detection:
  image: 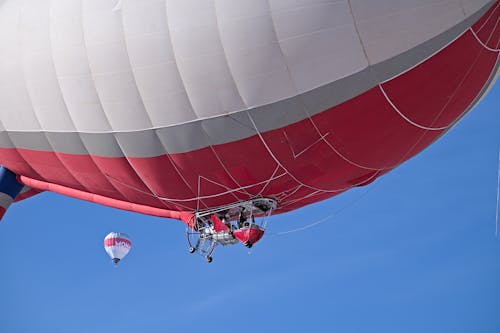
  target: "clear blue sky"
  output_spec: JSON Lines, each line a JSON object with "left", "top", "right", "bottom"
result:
{"left": 1, "top": 82, "right": 499, "bottom": 333}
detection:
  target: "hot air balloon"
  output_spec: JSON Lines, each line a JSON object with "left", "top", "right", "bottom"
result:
{"left": 0, "top": 1, "right": 498, "bottom": 261}
{"left": 104, "top": 232, "right": 132, "bottom": 266}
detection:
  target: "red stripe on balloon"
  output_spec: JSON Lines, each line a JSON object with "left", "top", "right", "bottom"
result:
{"left": 104, "top": 238, "right": 131, "bottom": 247}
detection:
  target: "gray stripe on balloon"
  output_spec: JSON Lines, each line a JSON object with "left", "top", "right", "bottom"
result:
{"left": 0, "top": 1, "right": 495, "bottom": 158}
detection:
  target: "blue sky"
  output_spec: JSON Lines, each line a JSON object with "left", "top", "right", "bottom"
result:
{"left": 1, "top": 81, "right": 499, "bottom": 333}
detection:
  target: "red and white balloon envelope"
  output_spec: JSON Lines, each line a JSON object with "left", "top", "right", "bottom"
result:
{"left": 0, "top": 0, "right": 498, "bottom": 263}
{"left": 104, "top": 232, "right": 132, "bottom": 266}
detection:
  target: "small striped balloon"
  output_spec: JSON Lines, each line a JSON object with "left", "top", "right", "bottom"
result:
{"left": 104, "top": 232, "right": 132, "bottom": 266}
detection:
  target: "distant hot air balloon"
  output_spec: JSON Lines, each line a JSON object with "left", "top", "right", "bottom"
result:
{"left": 104, "top": 232, "right": 132, "bottom": 266}
{"left": 0, "top": 0, "right": 498, "bottom": 261}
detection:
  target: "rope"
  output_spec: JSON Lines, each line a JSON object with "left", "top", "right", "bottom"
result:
{"left": 379, "top": 85, "right": 450, "bottom": 131}
{"left": 270, "top": 181, "right": 377, "bottom": 236}
{"left": 470, "top": 27, "right": 500, "bottom": 52}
